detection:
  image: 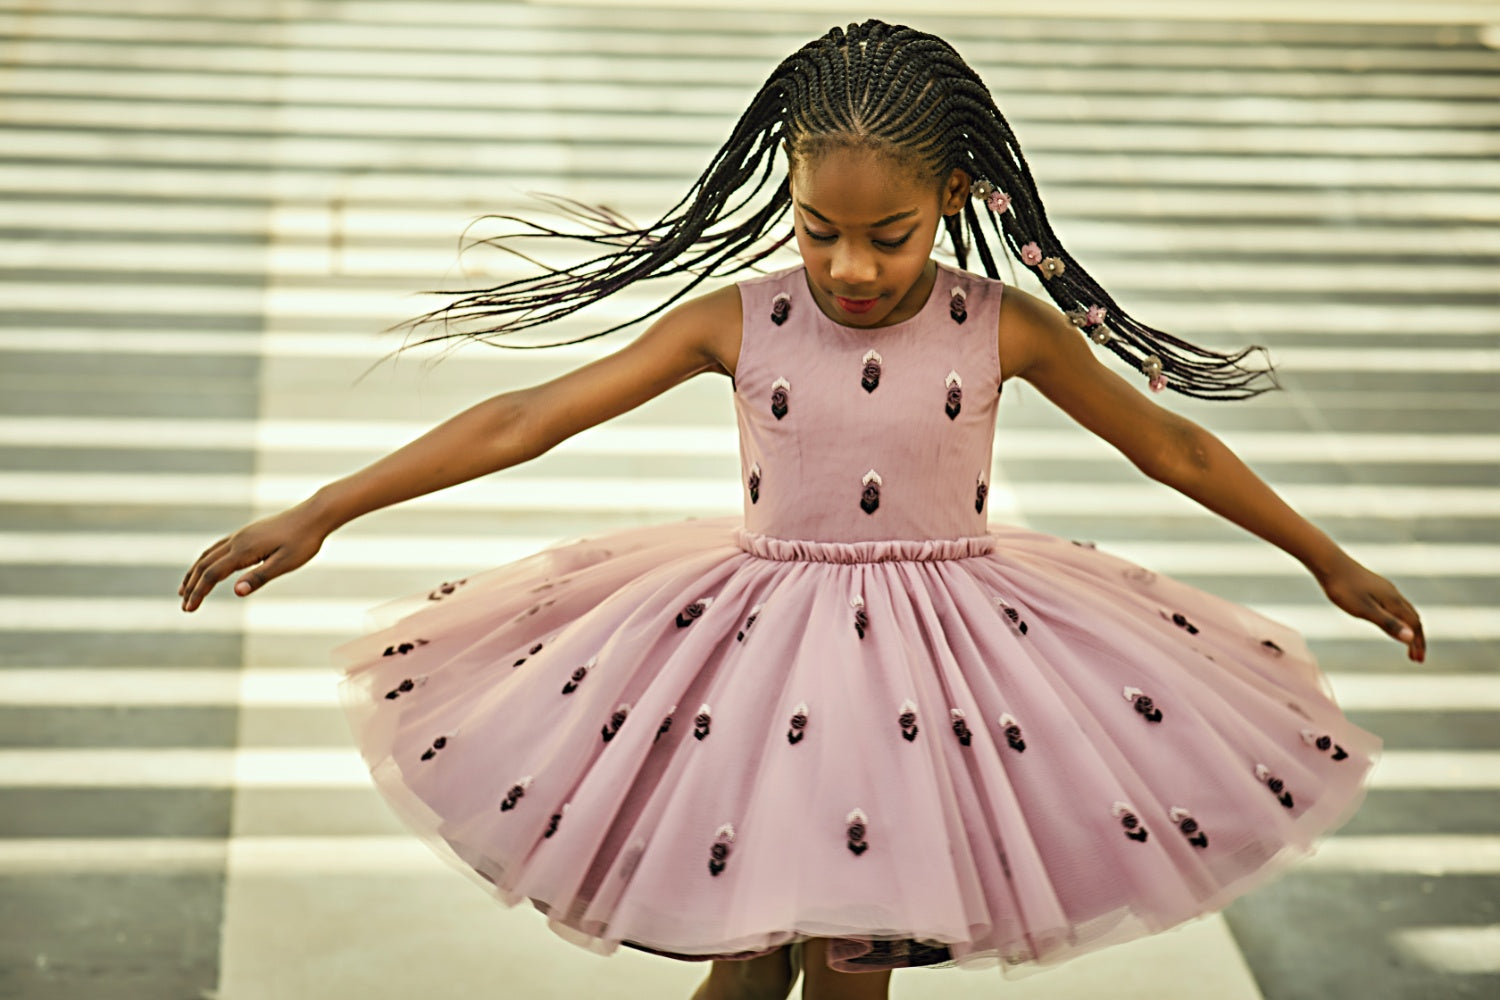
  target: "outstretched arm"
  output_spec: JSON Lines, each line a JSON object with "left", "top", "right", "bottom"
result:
{"left": 179, "top": 285, "right": 742, "bottom": 611}
{"left": 1000, "top": 287, "right": 1426, "bottom": 662}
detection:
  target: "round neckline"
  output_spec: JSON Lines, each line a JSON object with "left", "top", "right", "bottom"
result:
{"left": 798, "top": 260, "right": 951, "bottom": 334}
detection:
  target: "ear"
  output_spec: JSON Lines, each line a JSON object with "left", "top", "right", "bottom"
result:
{"left": 940, "top": 168, "right": 970, "bottom": 217}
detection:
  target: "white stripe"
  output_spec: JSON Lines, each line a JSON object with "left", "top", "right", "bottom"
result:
{"left": 4, "top": 329, "right": 1499, "bottom": 371}
{"left": 531, "top": 0, "right": 1500, "bottom": 23}
{"left": 1388, "top": 926, "right": 1500, "bottom": 975}
{"left": 7, "top": 198, "right": 1500, "bottom": 257}
{"left": 0, "top": 748, "right": 1491, "bottom": 789}
{"left": 4, "top": 533, "right": 1496, "bottom": 578}
{"left": 0, "top": 598, "right": 1481, "bottom": 638}
{"left": 9, "top": 238, "right": 1497, "bottom": 293}
{"left": 2, "top": 669, "right": 1491, "bottom": 710}
{"left": 0, "top": 834, "right": 1488, "bottom": 875}
{"left": 2, "top": 163, "right": 1495, "bottom": 223}
{"left": 2, "top": 473, "right": 1496, "bottom": 518}
{"left": 3, "top": 418, "right": 1498, "bottom": 464}
{"left": 6, "top": 127, "right": 1499, "bottom": 189}
{"left": 5, "top": 0, "right": 1497, "bottom": 28}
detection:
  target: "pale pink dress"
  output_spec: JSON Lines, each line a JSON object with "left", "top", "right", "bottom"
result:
{"left": 333, "top": 261, "right": 1381, "bottom": 980}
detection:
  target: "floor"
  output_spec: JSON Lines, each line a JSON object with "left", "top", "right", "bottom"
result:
{"left": 0, "top": 2, "right": 1497, "bottom": 998}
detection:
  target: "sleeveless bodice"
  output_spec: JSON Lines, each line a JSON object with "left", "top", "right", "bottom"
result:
{"left": 732, "top": 262, "right": 1005, "bottom": 547}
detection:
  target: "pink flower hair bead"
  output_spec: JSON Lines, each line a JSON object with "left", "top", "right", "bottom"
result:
{"left": 1086, "top": 304, "right": 1107, "bottom": 326}
{"left": 1149, "top": 373, "right": 1168, "bottom": 392}
{"left": 1019, "top": 242, "right": 1042, "bottom": 266}
{"left": 986, "top": 190, "right": 1012, "bottom": 214}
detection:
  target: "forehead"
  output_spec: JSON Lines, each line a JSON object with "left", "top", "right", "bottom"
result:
{"left": 791, "top": 145, "right": 937, "bottom": 224}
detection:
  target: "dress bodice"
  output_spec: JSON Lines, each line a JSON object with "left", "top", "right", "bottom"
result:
{"left": 732, "top": 262, "right": 1005, "bottom": 545}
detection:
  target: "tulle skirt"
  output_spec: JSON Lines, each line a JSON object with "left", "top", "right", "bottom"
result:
{"left": 332, "top": 515, "right": 1380, "bottom": 979}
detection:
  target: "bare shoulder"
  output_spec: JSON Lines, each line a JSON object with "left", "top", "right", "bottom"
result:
{"left": 515, "top": 283, "right": 743, "bottom": 454}
{"left": 996, "top": 285, "right": 1199, "bottom": 478}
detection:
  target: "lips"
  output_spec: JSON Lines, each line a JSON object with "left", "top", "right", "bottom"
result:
{"left": 835, "top": 295, "right": 879, "bottom": 315}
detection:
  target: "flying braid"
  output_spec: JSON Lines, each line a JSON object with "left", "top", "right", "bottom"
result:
{"left": 392, "top": 19, "right": 1279, "bottom": 399}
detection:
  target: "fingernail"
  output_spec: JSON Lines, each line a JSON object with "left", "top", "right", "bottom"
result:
{"left": 1398, "top": 626, "right": 1413, "bottom": 640}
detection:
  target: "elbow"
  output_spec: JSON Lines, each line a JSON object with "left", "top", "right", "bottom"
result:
{"left": 1147, "top": 417, "right": 1212, "bottom": 483}
{"left": 490, "top": 390, "right": 553, "bottom": 466}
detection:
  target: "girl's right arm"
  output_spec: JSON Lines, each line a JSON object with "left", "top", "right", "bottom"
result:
{"left": 178, "top": 285, "right": 743, "bottom": 612}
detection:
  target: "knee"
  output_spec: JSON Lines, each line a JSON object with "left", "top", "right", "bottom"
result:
{"left": 800, "top": 938, "right": 892, "bottom": 1000}
{"left": 703, "top": 944, "right": 797, "bottom": 1000}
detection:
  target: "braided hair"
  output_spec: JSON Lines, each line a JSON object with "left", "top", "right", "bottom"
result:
{"left": 392, "top": 19, "right": 1280, "bottom": 400}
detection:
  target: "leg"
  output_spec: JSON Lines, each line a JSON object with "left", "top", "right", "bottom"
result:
{"left": 800, "top": 938, "right": 892, "bottom": 1000}
{"left": 689, "top": 941, "right": 800, "bottom": 1000}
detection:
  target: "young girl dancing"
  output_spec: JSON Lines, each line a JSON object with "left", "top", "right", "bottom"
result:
{"left": 179, "top": 20, "right": 1425, "bottom": 1000}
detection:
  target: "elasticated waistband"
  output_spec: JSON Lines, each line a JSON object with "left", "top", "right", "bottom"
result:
{"left": 734, "top": 528, "right": 996, "bottom": 563}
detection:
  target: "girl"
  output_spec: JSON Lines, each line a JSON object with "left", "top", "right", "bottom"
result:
{"left": 179, "top": 20, "right": 1425, "bottom": 1000}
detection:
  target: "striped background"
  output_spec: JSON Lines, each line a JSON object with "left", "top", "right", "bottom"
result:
{"left": 1, "top": 2, "right": 1497, "bottom": 998}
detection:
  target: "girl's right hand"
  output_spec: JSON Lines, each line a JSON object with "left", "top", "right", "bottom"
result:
{"left": 178, "top": 503, "right": 329, "bottom": 612}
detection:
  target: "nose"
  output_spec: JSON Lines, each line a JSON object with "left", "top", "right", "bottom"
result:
{"left": 828, "top": 242, "right": 877, "bottom": 288}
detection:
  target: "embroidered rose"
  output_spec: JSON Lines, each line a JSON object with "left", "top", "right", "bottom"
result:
{"left": 1020, "top": 242, "right": 1042, "bottom": 266}
{"left": 1114, "top": 801, "right": 1150, "bottom": 842}
{"left": 861, "top": 349, "right": 882, "bottom": 392}
{"left": 708, "top": 822, "right": 735, "bottom": 876}
{"left": 655, "top": 707, "right": 675, "bottom": 743}
{"left": 787, "top": 702, "right": 808, "bottom": 745}
{"left": 851, "top": 593, "right": 868, "bottom": 639}
{"left": 846, "top": 808, "right": 869, "bottom": 855}
{"left": 898, "top": 698, "right": 919, "bottom": 741}
{"left": 420, "top": 734, "right": 448, "bottom": 761}
{"left": 860, "top": 469, "right": 881, "bottom": 514}
{"left": 1124, "top": 685, "right": 1164, "bottom": 722}
{"left": 499, "top": 774, "right": 532, "bottom": 812}
{"left": 975, "top": 472, "right": 988, "bottom": 514}
{"left": 693, "top": 703, "right": 712, "bottom": 740}
{"left": 949, "top": 287, "right": 967, "bottom": 324}
{"left": 770, "top": 292, "right": 790, "bottom": 326}
{"left": 998, "top": 711, "right": 1027, "bottom": 752}
{"left": 950, "top": 708, "right": 973, "bottom": 746}
{"left": 562, "top": 656, "right": 595, "bottom": 694}
{"left": 601, "top": 702, "right": 630, "bottom": 742}
{"left": 770, "top": 377, "right": 789, "bottom": 420}
{"left": 676, "top": 595, "right": 714, "bottom": 628}
{"left": 945, "top": 370, "right": 962, "bottom": 419}
{"left": 747, "top": 462, "right": 760, "bottom": 504}
{"left": 736, "top": 603, "right": 762, "bottom": 642}
{"left": 384, "top": 676, "right": 417, "bottom": 700}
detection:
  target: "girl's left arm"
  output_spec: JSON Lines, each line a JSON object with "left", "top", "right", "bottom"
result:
{"left": 1001, "top": 288, "right": 1426, "bottom": 662}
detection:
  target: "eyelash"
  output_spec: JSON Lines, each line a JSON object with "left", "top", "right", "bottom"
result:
{"left": 804, "top": 228, "right": 911, "bottom": 249}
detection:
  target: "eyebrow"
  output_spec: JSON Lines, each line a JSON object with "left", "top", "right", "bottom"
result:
{"left": 796, "top": 201, "right": 919, "bottom": 229}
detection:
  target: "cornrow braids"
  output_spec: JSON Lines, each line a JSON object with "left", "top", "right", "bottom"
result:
{"left": 391, "top": 19, "right": 1280, "bottom": 400}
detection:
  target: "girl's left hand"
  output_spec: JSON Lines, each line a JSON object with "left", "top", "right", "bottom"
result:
{"left": 1314, "top": 556, "right": 1426, "bottom": 662}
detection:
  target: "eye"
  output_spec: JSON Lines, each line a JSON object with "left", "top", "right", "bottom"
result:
{"left": 875, "top": 234, "right": 912, "bottom": 249}
{"left": 803, "top": 227, "right": 836, "bottom": 242}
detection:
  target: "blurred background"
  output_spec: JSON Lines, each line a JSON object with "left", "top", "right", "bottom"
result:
{"left": 1, "top": 1, "right": 1497, "bottom": 997}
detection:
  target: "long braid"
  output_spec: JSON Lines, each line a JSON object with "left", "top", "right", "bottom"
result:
{"left": 394, "top": 20, "right": 1280, "bottom": 399}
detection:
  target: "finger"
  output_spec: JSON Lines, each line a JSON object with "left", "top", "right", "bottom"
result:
{"left": 181, "top": 539, "right": 230, "bottom": 597}
{"left": 234, "top": 551, "right": 283, "bottom": 597}
{"left": 184, "top": 551, "right": 253, "bottom": 612}
{"left": 1365, "top": 595, "right": 1412, "bottom": 643}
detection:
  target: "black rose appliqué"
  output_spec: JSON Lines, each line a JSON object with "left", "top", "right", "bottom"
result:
{"left": 770, "top": 377, "right": 789, "bottom": 420}
{"left": 860, "top": 469, "right": 881, "bottom": 514}
{"left": 861, "top": 349, "right": 882, "bottom": 392}
{"left": 945, "top": 370, "right": 963, "bottom": 420}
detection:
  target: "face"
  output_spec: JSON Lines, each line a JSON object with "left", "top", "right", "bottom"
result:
{"left": 789, "top": 144, "right": 968, "bottom": 328}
